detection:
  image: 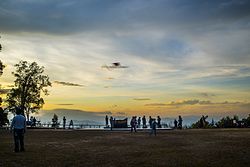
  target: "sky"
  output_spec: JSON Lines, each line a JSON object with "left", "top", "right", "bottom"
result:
{"left": 0, "top": 0, "right": 250, "bottom": 124}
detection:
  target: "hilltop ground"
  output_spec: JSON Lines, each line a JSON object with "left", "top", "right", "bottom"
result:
{"left": 0, "top": 128, "right": 250, "bottom": 167}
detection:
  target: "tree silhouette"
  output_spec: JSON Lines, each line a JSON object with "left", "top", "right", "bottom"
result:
{"left": 0, "top": 36, "right": 5, "bottom": 76}
{"left": 6, "top": 61, "right": 51, "bottom": 119}
{"left": 0, "top": 37, "right": 8, "bottom": 126}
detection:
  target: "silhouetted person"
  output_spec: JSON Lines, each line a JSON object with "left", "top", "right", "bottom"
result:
{"left": 63, "top": 116, "right": 66, "bottom": 129}
{"left": 69, "top": 120, "right": 74, "bottom": 129}
{"left": 32, "top": 117, "right": 36, "bottom": 127}
{"left": 138, "top": 117, "right": 141, "bottom": 128}
{"left": 105, "top": 115, "right": 109, "bottom": 127}
{"left": 130, "top": 116, "right": 137, "bottom": 132}
{"left": 174, "top": 119, "right": 178, "bottom": 129}
{"left": 157, "top": 116, "right": 161, "bottom": 128}
{"left": 149, "top": 116, "right": 152, "bottom": 128}
{"left": 110, "top": 116, "right": 113, "bottom": 131}
{"left": 142, "top": 115, "right": 147, "bottom": 128}
{"left": 11, "top": 107, "right": 26, "bottom": 152}
{"left": 150, "top": 119, "right": 157, "bottom": 136}
{"left": 178, "top": 115, "right": 183, "bottom": 129}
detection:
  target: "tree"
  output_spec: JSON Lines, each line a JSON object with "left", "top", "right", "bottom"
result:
{"left": 0, "top": 40, "right": 4, "bottom": 75}
{"left": 0, "top": 60, "right": 4, "bottom": 76}
{"left": 6, "top": 61, "right": 51, "bottom": 119}
{"left": 0, "top": 36, "right": 4, "bottom": 76}
{"left": 52, "top": 113, "right": 59, "bottom": 128}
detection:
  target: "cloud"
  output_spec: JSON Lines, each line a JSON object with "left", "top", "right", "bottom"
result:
{"left": 0, "top": 0, "right": 249, "bottom": 35}
{"left": 145, "top": 103, "right": 167, "bottom": 106}
{"left": 56, "top": 104, "right": 74, "bottom": 106}
{"left": 133, "top": 98, "right": 151, "bottom": 101}
{"left": 199, "top": 93, "right": 216, "bottom": 98}
{"left": 115, "top": 112, "right": 126, "bottom": 116}
{"left": 169, "top": 99, "right": 204, "bottom": 105}
{"left": 167, "top": 100, "right": 247, "bottom": 106}
{"left": 54, "top": 81, "right": 84, "bottom": 87}
{"left": 145, "top": 100, "right": 249, "bottom": 107}
{"left": 111, "top": 105, "right": 117, "bottom": 108}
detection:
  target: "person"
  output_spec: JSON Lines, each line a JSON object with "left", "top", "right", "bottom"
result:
{"left": 137, "top": 117, "right": 141, "bottom": 128}
{"left": 150, "top": 119, "right": 157, "bottom": 136}
{"left": 63, "top": 116, "right": 66, "bottom": 129}
{"left": 110, "top": 116, "right": 113, "bottom": 131}
{"left": 174, "top": 119, "right": 178, "bottom": 129}
{"left": 105, "top": 115, "right": 109, "bottom": 127}
{"left": 10, "top": 107, "right": 26, "bottom": 152}
{"left": 157, "top": 116, "right": 161, "bottom": 128}
{"left": 29, "top": 116, "right": 33, "bottom": 126}
{"left": 32, "top": 117, "right": 37, "bottom": 127}
{"left": 130, "top": 116, "right": 137, "bottom": 132}
{"left": 149, "top": 116, "right": 152, "bottom": 128}
{"left": 178, "top": 115, "right": 183, "bottom": 129}
{"left": 69, "top": 120, "right": 74, "bottom": 129}
{"left": 142, "top": 115, "right": 147, "bottom": 128}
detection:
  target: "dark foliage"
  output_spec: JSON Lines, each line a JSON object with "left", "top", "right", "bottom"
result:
{"left": 6, "top": 61, "right": 51, "bottom": 119}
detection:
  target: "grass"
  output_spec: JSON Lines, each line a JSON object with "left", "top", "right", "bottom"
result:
{"left": 0, "top": 129, "right": 250, "bottom": 167}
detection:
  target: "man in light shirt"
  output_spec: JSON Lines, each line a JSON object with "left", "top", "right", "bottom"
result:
{"left": 10, "top": 107, "right": 26, "bottom": 152}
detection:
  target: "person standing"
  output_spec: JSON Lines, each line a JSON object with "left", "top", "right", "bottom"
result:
{"left": 157, "top": 116, "right": 161, "bottom": 128}
{"left": 105, "top": 115, "right": 109, "bottom": 127}
{"left": 149, "top": 116, "right": 153, "bottom": 128}
{"left": 174, "top": 119, "right": 178, "bottom": 129}
{"left": 150, "top": 119, "right": 157, "bottom": 136}
{"left": 110, "top": 116, "right": 113, "bottom": 131}
{"left": 178, "top": 115, "right": 183, "bottom": 129}
{"left": 142, "top": 115, "right": 147, "bottom": 128}
{"left": 10, "top": 107, "right": 26, "bottom": 152}
{"left": 137, "top": 117, "right": 141, "bottom": 128}
{"left": 32, "top": 117, "right": 37, "bottom": 127}
{"left": 130, "top": 116, "right": 137, "bottom": 132}
{"left": 63, "top": 116, "right": 66, "bottom": 129}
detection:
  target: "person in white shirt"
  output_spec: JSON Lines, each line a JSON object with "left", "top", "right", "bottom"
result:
{"left": 11, "top": 107, "right": 26, "bottom": 152}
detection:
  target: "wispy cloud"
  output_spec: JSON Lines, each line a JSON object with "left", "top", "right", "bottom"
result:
{"left": 199, "top": 93, "right": 216, "bottom": 98}
{"left": 133, "top": 98, "right": 151, "bottom": 101}
{"left": 145, "top": 100, "right": 249, "bottom": 107}
{"left": 167, "top": 100, "right": 247, "bottom": 106}
{"left": 115, "top": 112, "right": 126, "bottom": 116}
{"left": 57, "top": 104, "right": 74, "bottom": 106}
{"left": 145, "top": 103, "right": 167, "bottom": 106}
{"left": 54, "top": 81, "right": 84, "bottom": 87}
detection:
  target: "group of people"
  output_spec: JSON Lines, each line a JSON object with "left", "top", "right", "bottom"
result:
{"left": 62, "top": 116, "right": 74, "bottom": 129}
{"left": 105, "top": 115, "right": 184, "bottom": 136}
{"left": 174, "top": 115, "right": 183, "bottom": 129}
{"left": 26, "top": 116, "right": 37, "bottom": 127}
{"left": 10, "top": 107, "right": 184, "bottom": 153}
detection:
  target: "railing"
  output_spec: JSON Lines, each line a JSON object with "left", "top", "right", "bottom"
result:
{"left": 1, "top": 123, "right": 171, "bottom": 130}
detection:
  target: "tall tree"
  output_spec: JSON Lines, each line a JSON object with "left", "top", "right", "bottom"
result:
{"left": 0, "top": 60, "right": 4, "bottom": 76}
{"left": 0, "top": 37, "right": 8, "bottom": 126}
{"left": 6, "top": 61, "right": 51, "bottom": 119}
{"left": 0, "top": 36, "right": 4, "bottom": 76}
